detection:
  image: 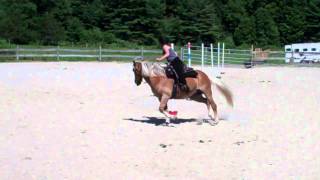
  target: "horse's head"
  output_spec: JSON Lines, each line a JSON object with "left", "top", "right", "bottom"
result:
{"left": 133, "top": 61, "right": 143, "bottom": 85}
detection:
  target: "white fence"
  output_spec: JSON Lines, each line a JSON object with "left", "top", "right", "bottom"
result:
{"left": 181, "top": 43, "right": 286, "bottom": 68}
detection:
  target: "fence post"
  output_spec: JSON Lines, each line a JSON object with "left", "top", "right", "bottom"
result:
{"left": 251, "top": 45, "right": 254, "bottom": 66}
{"left": 188, "top": 42, "right": 191, "bottom": 67}
{"left": 217, "top": 42, "right": 220, "bottom": 69}
{"left": 201, "top": 43, "right": 204, "bottom": 70}
{"left": 217, "top": 42, "right": 221, "bottom": 78}
{"left": 210, "top": 43, "right": 213, "bottom": 68}
{"left": 221, "top": 43, "right": 225, "bottom": 74}
{"left": 16, "top": 45, "right": 19, "bottom": 61}
{"left": 99, "top": 45, "right": 102, "bottom": 61}
{"left": 141, "top": 46, "right": 144, "bottom": 58}
{"left": 57, "top": 46, "right": 60, "bottom": 61}
{"left": 180, "top": 47, "right": 183, "bottom": 61}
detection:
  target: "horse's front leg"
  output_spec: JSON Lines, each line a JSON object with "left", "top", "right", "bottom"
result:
{"left": 158, "top": 97, "right": 168, "bottom": 111}
{"left": 159, "top": 94, "right": 172, "bottom": 124}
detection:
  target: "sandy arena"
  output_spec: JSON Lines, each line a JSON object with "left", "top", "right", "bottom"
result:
{"left": 0, "top": 62, "right": 319, "bottom": 179}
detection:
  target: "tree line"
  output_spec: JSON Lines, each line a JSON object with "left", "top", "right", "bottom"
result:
{"left": 0, "top": 0, "right": 319, "bottom": 48}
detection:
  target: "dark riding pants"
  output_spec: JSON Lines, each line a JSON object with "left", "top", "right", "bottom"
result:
{"left": 169, "top": 58, "right": 186, "bottom": 85}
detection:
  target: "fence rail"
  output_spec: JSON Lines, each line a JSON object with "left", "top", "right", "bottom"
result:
{"left": 0, "top": 45, "right": 288, "bottom": 68}
{"left": 0, "top": 46, "right": 162, "bottom": 61}
{"left": 181, "top": 44, "right": 286, "bottom": 68}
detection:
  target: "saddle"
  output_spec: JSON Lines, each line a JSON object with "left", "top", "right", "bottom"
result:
{"left": 165, "top": 64, "right": 198, "bottom": 98}
{"left": 164, "top": 64, "right": 198, "bottom": 80}
{"left": 183, "top": 65, "right": 198, "bottom": 78}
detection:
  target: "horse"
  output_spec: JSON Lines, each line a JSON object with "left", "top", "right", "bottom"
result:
{"left": 132, "top": 61, "right": 233, "bottom": 125}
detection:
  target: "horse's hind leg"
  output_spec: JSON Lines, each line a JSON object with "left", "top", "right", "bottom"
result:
{"left": 189, "top": 92, "right": 209, "bottom": 125}
{"left": 202, "top": 90, "right": 218, "bottom": 125}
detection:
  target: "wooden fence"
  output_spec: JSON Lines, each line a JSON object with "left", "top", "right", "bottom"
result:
{"left": 0, "top": 45, "right": 286, "bottom": 66}
{"left": 0, "top": 46, "right": 162, "bottom": 61}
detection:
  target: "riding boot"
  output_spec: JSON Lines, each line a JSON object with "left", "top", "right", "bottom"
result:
{"left": 179, "top": 75, "right": 189, "bottom": 92}
{"left": 180, "top": 83, "right": 189, "bottom": 92}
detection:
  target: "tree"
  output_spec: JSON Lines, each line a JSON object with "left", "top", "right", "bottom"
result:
{"left": 223, "top": 0, "right": 247, "bottom": 34}
{"left": 255, "top": 7, "right": 280, "bottom": 47}
{"left": 0, "top": 0, "right": 319, "bottom": 47}
{"left": 276, "top": 0, "right": 307, "bottom": 44}
{"left": 73, "top": 0, "right": 105, "bottom": 28}
{"left": 0, "top": 1, "right": 37, "bottom": 44}
{"left": 65, "top": 17, "right": 85, "bottom": 43}
{"left": 175, "top": 0, "right": 223, "bottom": 45}
{"left": 36, "top": 13, "right": 66, "bottom": 45}
{"left": 234, "top": 17, "right": 256, "bottom": 46}
{"left": 305, "top": 0, "right": 320, "bottom": 41}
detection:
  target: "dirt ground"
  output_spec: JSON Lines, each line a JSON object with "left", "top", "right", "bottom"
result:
{"left": 0, "top": 62, "right": 319, "bottom": 179}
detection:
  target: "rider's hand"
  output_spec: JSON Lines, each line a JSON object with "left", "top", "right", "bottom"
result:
{"left": 156, "top": 58, "right": 161, "bottom": 61}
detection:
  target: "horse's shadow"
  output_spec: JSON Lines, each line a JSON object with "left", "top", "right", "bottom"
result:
{"left": 123, "top": 116, "right": 198, "bottom": 126}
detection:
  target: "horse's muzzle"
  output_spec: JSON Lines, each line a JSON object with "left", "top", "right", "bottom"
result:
{"left": 135, "top": 80, "right": 141, "bottom": 86}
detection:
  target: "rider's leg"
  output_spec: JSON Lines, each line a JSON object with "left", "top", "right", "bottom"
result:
{"left": 171, "top": 59, "right": 189, "bottom": 91}
{"left": 167, "top": 62, "right": 179, "bottom": 84}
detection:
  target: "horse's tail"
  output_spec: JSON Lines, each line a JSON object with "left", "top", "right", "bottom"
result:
{"left": 210, "top": 78, "right": 234, "bottom": 107}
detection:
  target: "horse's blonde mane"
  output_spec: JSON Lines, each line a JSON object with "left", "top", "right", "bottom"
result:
{"left": 141, "top": 62, "right": 166, "bottom": 77}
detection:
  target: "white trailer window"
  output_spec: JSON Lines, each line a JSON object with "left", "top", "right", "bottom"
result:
{"left": 311, "top": 48, "right": 316, "bottom": 51}
{"left": 294, "top": 49, "right": 299, "bottom": 52}
{"left": 303, "top": 48, "right": 308, "bottom": 51}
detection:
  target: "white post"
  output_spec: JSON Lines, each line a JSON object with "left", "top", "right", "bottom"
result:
{"left": 187, "top": 42, "right": 191, "bottom": 67}
{"left": 16, "top": 45, "right": 19, "bottom": 61}
{"left": 99, "top": 45, "right": 102, "bottom": 61}
{"left": 57, "top": 46, "right": 60, "bottom": 61}
{"left": 171, "top": 43, "right": 174, "bottom": 50}
{"left": 221, "top": 42, "right": 225, "bottom": 74}
{"left": 251, "top": 45, "right": 254, "bottom": 66}
{"left": 141, "top": 46, "right": 144, "bottom": 58}
{"left": 210, "top": 43, "right": 214, "bottom": 68}
{"left": 217, "top": 42, "right": 221, "bottom": 78}
{"left": 201, "top": 43, "right": 204, "bottom": 70}
{"left": 217, "top": 42, "right": 220, "bottom": 68}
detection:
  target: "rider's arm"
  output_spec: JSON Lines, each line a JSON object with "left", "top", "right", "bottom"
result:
{"left": 156, "top": 45, "right": 170, "bottom": 61}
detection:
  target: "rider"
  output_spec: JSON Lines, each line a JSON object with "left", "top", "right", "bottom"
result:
{"left": 156, "top": 41, "right": 189, "bottom": 92}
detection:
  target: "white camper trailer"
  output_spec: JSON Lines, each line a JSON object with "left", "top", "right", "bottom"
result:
{"left": 285, "top": 43, "right": 320, "bottom": 63}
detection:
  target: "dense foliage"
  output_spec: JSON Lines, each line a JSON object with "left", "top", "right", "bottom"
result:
{"left": 0, "top": 0, "right": 319, "bottom": 47}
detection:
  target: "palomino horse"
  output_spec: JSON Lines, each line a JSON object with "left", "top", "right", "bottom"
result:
{"left": 132, "top": 61, "right": 233, "bottom": 125}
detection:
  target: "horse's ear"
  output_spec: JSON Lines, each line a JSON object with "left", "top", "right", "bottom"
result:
{"left": 133, "top": 60, "right": 136, "bottom": 65}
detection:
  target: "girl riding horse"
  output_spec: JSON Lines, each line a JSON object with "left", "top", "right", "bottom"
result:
{"left": 156, "top": 43, "right": 189, "bottom": 92}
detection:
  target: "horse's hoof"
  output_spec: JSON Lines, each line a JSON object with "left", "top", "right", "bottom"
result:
{"left": 162, "top": 122, "right": 175, "bottom": 127}
{"left": 165, "top": 118, "right": 171, "bottom": 124}
{"left": 208, "top": 120, "right": 218, "bottom": 126}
